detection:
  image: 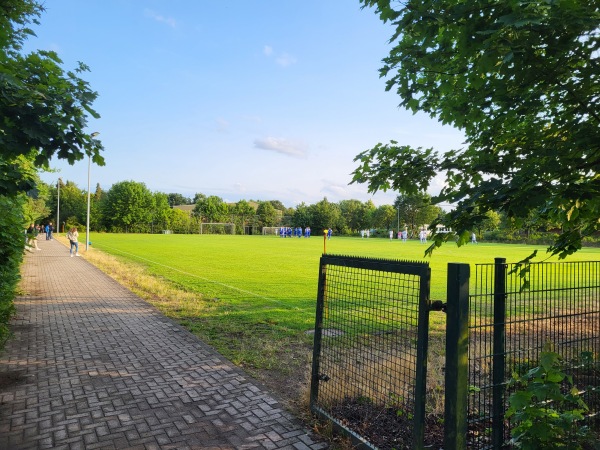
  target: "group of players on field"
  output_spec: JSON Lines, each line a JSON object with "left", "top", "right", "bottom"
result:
{"left": 279, "top": 227, "right": 312, "bottom": 238}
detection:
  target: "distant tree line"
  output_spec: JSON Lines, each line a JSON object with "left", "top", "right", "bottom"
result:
{"left": 29, "top": 178, "right": 584, "bottom": 245}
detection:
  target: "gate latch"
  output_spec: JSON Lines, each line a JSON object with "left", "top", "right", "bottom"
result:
{"left": 429, "top": 300, "right": 447, "bottom": 313}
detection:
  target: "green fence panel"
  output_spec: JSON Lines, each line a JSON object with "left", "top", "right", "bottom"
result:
{"left": 310, "top": 254, "right": 431, "bottom": 450}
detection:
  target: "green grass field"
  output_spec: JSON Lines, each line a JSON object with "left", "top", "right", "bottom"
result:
{"left": 85, "top": 233, "right": 600, "bottom": 371}
{"left": 89, "top": 233, "right": 600, "bottom": 302}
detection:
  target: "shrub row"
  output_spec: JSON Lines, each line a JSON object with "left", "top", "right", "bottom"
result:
{"left": 0, "top": 195, "right": 25, "bottom": 349}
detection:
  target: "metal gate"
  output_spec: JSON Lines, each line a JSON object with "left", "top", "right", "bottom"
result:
{"left": 310, "top": 254, "right": 432, "bottom": 449}
{"left": 310, "top": 256, "right": 600, "bottom": 449}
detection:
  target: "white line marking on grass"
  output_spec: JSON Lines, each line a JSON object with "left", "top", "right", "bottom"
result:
{"left": 96, "top": 243, "right": 304, "bottom": 310}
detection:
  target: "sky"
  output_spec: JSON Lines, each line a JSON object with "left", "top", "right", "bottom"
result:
{"left": 31, "top": 1, "right": 465, "bottom": 207}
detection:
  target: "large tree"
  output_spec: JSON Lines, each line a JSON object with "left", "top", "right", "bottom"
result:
{"left": 372, "top": 204, "right": 396, "bottom": 230}
{"left": 339, "top": 199, "right": 374, "bottom": 233}
{"left": 292, "top": 202, "right": 312, "bottom": 228}
{"left": 193, "top": 195, "right": 229, "bottom": 223}
{"left": 54, "top": 180, "right": 86, "bottom": 227}
{"left": 152, "top": 192, "right": 171, "bottom": 232}
{"left": 353, "top": 0, "right": 599, "bottom": 258}
{"left": 256, "top": 201, "right": 278, "bottom": 227}
{"left": 102, "top": 181, "right": 154, "bottom": 232}
{"left": 395, "top": 193, "right": 442, "bottom": 237}
{"left": 231, "top": 200, "right": 256, "bottom": 233}
{"left": 309, "top": 197, "right": 342, "bottom": 235}
{"left": 167, "top": 193, "right": 191, "bottom": 207}
{"left": 0, "top": 1, "right": 104, "bottom": 196}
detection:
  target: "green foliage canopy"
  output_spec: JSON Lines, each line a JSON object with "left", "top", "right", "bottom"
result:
{"left": 102, "top": 181, "right": 154, "bottom": 231}
{"left": 353, "top": 0, "right": 600, "bottom": 258}
{"left": 193, "top": 195, "right": 230, "bottom": 223}
{"left": 395, "top": 193, "right": 441, "bottom": 235}
{"left": 0, "top": 1, "right": 104, "bottom": 196}
{"left": 372, "top": 204, "right": 396, "bottom": 230}
{"left": 255, "top": 201, "right": 278, "bottom": 227}
{"left": 309, "top": 197, "right": 342, "bottom": 234}
{"left": 339, "top": 199, "right": 375, "bottom": 232}
{"left": 0, "top": 194, "right": 24, "bottom": 347}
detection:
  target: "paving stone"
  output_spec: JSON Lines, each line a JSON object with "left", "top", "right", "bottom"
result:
{"left": 0, "top": 239, "right": 327, "bottom": 449}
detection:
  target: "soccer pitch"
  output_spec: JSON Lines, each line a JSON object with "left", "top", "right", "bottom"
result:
{"left": 82, "top": 233, "right": 600, "bottom": 371}
{"left": 87, "top": 233, "right": 600, "bottom": 331}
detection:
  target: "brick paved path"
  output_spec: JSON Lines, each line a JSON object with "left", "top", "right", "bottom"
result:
{"left": 0, "top": 239, "right": 327, "bottom": 450}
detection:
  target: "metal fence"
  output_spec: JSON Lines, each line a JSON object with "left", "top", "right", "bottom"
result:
{"left": 310, "top": 254, "right": 431, "bottom": 450}
{"left": 311, "top": 256, "right": 600, "bottom": 449}
{"left": 466, "top": 258, "right": 600, "bottom": 448}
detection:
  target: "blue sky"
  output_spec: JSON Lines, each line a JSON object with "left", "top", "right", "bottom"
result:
{"left": 32, "top": 1, "right": 464, "bottom": 207}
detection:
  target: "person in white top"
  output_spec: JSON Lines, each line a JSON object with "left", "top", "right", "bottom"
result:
{"left": 66, "top": 227, "right": 80, "bottom": 257}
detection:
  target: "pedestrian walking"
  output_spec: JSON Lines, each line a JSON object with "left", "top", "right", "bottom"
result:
{"left": 45, "top": 222, "right": 54, "bottom": 240}
{"left": 67, "top": 227, "right": 80, "bottom": 256}
{"left": 26, "top": 223, "right": 41, "bottom": 251}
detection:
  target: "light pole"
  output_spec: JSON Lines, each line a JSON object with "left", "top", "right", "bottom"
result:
{"left": 86, "top": 132, "right": 100, "bottom": 251}
{"left": 57, "top": 178, "right": 61, "bottom": 234}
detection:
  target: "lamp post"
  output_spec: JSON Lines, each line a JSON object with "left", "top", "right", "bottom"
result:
{"left": 86, "top": 132, "right": 100, "bottom": 251}
{"left": 57, "top": 178, "right": 61, "bottom": 234}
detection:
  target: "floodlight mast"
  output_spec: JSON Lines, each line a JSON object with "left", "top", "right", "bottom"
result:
{"left": 86, "top": 132, "right": 100, "bottom": 252}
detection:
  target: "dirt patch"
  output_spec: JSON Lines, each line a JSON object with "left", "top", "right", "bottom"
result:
{"left": 329, "top": 397, "right": 444, "bottom": 449}
{"left": 0, "top": 370, "right": 28, "bottom": 390}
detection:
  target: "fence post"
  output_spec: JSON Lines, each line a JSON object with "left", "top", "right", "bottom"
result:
{"left": 310, "top": 258, "right": 327, "bottom": 408}
{"left": 444, "top": 263, "right": 470, "bottom": 450}
{"left": 413, "top": 265, "right": 432, "bottom": 450}
{"left": 492, "top": 258, "right": 507, "bottom": 448}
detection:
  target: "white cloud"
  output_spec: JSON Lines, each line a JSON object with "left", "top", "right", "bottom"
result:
{"left": 275, "top": 52, "right": 297, "bottom": 67}
{"left": 144, "top": 9, "right": 177, "bottom": 28}
{"left": 262, "top": 45, "right": 297, "bottom": 67}
{"left": 233, "top": 183, "right": 246, "bottom": 193}
{"left": 321, "top": 183, "right": 348, "bottom": 197}
{"left": 254, "top": 137, "right": 308, "bottom": 158}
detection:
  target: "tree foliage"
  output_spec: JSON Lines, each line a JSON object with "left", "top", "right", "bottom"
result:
{"left": 256, "top": 201, "right": 278, "bottom": 227}
{"left": 231, "top": 199, "right": 256, "bottom": 233}
{"left": 152, "top": 192, "right": 171, "bottom": 231}
{"left": 0, "top": 0, "right": 104, "bottom": 196}
{"left": 353, "top": 0, "right": 600, "bottom": 258}
{"left": 372, "top": 204, "right": 396, "bottom": 230}
{"left": 339, "top": 199, "right": 375, "bottom": 232}
{"left": 309, "top": 197, "right": 342, "bottom": 234}
{"left": 102, "top": 181, "right": 154, "bottom": 232}
{"left": 0, "top": 194, "right": 23, "bottom": 347}
{"left": 56, "top": 180, "right": 86, "bottom": 226}
{"left": 292, "top": 202, "right": 312, "bottom": 228}
{"left": 395, "top": 193, "right": 442, "bottom": 236}
{"left": 193, "top": 195, "right": 229, "bottom": 223}
{"left": 167, "top": 193, "right": 191, "bottom": 207}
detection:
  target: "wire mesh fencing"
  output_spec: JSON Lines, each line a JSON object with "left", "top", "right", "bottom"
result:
{"left": 310, "top": 254, "right": 431, "bottom": 450}
{"left": 311, "top": 256, "right": 600, "bottom": 449}
{"left": 467, "top": 259, "right": 600, "bottom": 448}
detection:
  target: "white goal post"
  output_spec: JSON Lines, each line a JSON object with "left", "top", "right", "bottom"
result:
{"left": 199, "top": 223, "right": 236, "bottom": 235}
{"left": 262, "top": 226, "right": 280, "bottom": 236}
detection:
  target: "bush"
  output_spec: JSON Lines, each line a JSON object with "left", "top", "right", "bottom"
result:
{"left": 0, "top": 195, "right": 25, "bottom": 349}
{"left": 507, "top": 351, "right": 597, "bottom": 450}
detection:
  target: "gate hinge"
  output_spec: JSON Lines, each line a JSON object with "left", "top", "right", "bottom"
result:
{"left": 429, "top": 300, "right": 447, "bottom": 313}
